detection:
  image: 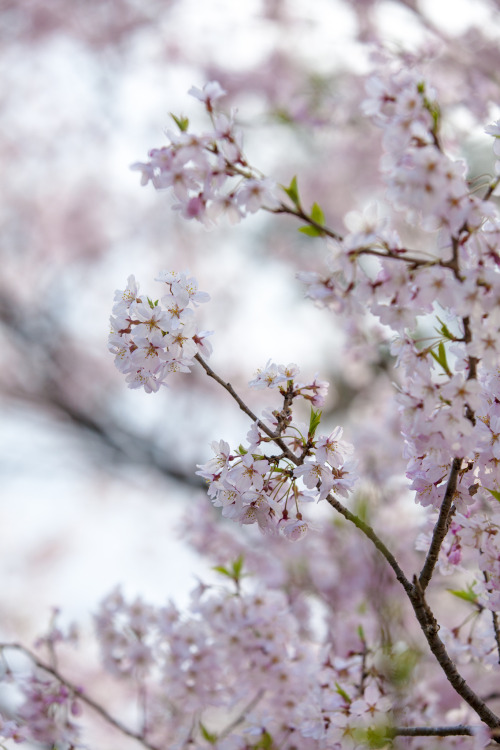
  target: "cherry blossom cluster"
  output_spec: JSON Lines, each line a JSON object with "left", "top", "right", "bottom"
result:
{"left": 131, "top": 81, "right": 281, "bottom": 226}
{"left": 363, "top": 67, "right": 482, "bottom": 234}
{"left": 432, "top": 509, "right": 500, "bottom": 614}
{"left": 108, "top": 271, "right": 211, "bottom": 393}
{"left": 298, "top": 66, "right": 500, "bottom": 520}
{"left": 16, "top": 675, "right": 81, "bottom": 748}
{"left": 196, "top": 361, "right": 356, "bottom": 540}
{"left": 11, "top": 47, "right": 500, "bottom": 749}
{"left": 36, "top": 580, "right": 434, "bottom": 748}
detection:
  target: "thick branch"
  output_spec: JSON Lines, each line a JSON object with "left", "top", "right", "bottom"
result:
{"left": 326, "top": 489, "right": 500, "bottom": 732}
{"left": 409, "top": 579, "right": 500, "bottom": 733}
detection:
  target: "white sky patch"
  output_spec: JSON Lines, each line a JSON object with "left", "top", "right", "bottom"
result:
{"left": 0, "top": 404, "right": 208, "bottom": 636}
{"left": 420, "top": 0, "right": 494, "bottom": 34}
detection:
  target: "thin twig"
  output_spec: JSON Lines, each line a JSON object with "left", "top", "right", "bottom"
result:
{"left": 268, "top": 203, "right": 343, "bottom": 241}
{"left": 0, "top": 643, "right": 161, "bottom": 750}
{"left": 324, "top": 492, "right": 413, "bottom": 595}
{"left": 482, "top": 176, "right": 500, "bottom": 202}
{"left": 353, "top": 246, "right": 437, "bottom": 269}
{"left": 194, "top": 354, "right": 299, "bottom": 464}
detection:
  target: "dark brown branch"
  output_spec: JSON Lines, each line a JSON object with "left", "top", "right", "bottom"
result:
{"left": 388, "top": 725, "right": 474, "bottom": 738}
{"left": 409, "top": 579, "right": 500, "bottom": 734}
{"left": 418, "top": 457, "right": 461, "bottom": 590}
{"left": 353, "top": 246, "right": 436, "bottom": 269}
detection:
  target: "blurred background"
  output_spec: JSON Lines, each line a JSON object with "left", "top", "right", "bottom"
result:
{"left": 1, "top": 0, "right": 500, "bottom": 644}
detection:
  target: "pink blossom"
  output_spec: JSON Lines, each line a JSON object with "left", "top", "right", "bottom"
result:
{"left": 188, "top": 81, "right": 227, "bottom": 108}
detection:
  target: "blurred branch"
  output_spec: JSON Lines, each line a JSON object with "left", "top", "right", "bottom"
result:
{"left": 0, "top": 290, "right": 204, "bottom": 490}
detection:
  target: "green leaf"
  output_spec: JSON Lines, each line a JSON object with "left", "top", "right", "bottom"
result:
{"left": 335, "top": 682, "right": 351, "bottom": 703}
{"left": 435, "top": 316, "right": 454, "bottom": 341}
{"left": 298, "top": 202, "right": 326, "bottom": 236}
{"left": 486, "top": 487, "right": 500, "bottom": 502}
{"left": 389, "top": 648, "right": 418, "bottom": 686}
{"left": 282, "top": 175, "right": 300, "bottom": 207}
{"left": 212, "top": 565, "right": 231, "bottom": 578}
{"left": 252, "top": 730, "right": 273, "bottom": 749}
{"left": 231, "top": 555, "right": 244, "bottom": 580}
{"left": 448, "top": 585, "right": 478, "bottom": 604}
{"left": 213, "top": 556, "right": 245, "bottom": 585}
{"left": 199, "top": 723, "right": 218, "bottom": 744}
{"left": 429, "top": 341, "right": 451, "bottom": 376}
{"left": 352, "top": 725, "right": 392, "bottom": 749}
{"left": 170, "top": 112, "right": 189, "bottom": 132}
{"left": 428, "top": 99, "right": 441, "bottom": 131}
{"left": 308, "top": 407, "right": 322, "bottom": 439}
{"left": 298, "top": 225, "right": 323, "bottom": 237}
{"left": 310, "top": 202, "right": 325, "bottom": 225}
{"left": 237, "top": 444, "right": 248, "bottom": 455}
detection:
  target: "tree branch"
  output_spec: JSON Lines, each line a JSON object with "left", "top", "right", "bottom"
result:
{"left": 388, "top": 725, "right": 475, "bottom": 738}
{"left": 193, "top": 357, "right": 500, "bottom": 735}
{"left": 0, "top": 643, "right": 161, "bottom": 750}
{"left": 408, "top": 578, "right": 500, "bottom": 734}
{"left": 418, "top": 457, "right": 461, "bottom": 590}
{"left": 325, "top": 492, "right": 413, "bottom": 596}
{"left": 194, "top": 354, "right": 298, "bottom": 464}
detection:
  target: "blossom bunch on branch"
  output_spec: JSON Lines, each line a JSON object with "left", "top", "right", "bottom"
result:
{"left": 131, "top": 81, "right": 280, "bottom": 226}
{"left": 197, "top": 360, "right": 356, "bottom": 540}
{"left": 108, "top": 271, "right": 211, "bottom": 393}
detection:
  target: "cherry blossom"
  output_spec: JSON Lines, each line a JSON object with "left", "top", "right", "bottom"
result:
{"left": 109, "top": 271, "right": 210, "bottom": 392}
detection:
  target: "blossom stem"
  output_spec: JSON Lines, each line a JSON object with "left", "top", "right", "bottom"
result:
{"left": 482, "top": 176, "right": 500, "bottom": 202}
